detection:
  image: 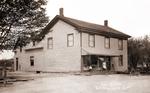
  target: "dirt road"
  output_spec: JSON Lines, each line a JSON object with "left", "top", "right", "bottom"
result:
{"left": 0, "top": 73, "right": 150, "bottom": 93}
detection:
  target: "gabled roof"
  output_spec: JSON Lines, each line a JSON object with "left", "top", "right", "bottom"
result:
{"left": 41, "top": 15, "right": 131, "bottom": 39}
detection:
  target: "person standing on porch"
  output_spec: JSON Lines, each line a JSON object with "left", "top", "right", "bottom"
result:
{"left": 89, "top": 65, "right": 92, "bottom": 71}
{"left": 103, "top": 62, "right": 107, "bottom": 70}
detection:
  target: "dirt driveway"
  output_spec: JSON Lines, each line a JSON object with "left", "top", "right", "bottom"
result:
{"left": 0, "top": 72, "right": 150, "bottom": 93}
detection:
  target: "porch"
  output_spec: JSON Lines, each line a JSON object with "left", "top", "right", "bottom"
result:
{"left": 81, "top": 55, "right": 119, "bottom": 72}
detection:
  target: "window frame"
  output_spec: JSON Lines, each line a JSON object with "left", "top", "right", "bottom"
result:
{"left": 30, "top": 56, "right": 34, "bottom": 66}
{"left": 88, "top": 34, "right": 95, "bottom": 47}
{"left": 47, "top": 37, "right": 53, "bottom": 49}
{"left": 67, "top": 33, "right": 74, "bottom": 47}
{"left": 105, "top": 37, "right": 110, "bottom": 49}
{"left": 118, "top": 39, "right": 123, "bottom": 50}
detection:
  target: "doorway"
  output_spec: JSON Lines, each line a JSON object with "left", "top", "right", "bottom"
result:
{"left": 16, "top": 58, "right": 19, "bottom": 71}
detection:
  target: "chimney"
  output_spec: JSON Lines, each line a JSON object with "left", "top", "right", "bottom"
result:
{"left": 59, "top": 8, "right": 64, "bottom": 16}
{"left": 104, "top": 20, "right": 108, "bottom": 26}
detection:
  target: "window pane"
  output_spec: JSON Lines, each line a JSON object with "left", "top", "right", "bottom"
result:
{"left": 105, "top": 37, "right": 110, "bottom": 48}
{"left": 118, "top": 39, "right": 123, "bottom": 50}
{"left": 48, "top": 38, "right": 53, "bottom": 49}
{"left": 67, "top": 34, "right": 74, "bottom": 47}
{"left": 69, "top": 41, "right": 73, "bottom": 46}
{"left": 30, "top": 56, "right": 34, "bottom": 66}
{"left": 68, "top": 35, "right": 73, "bottom": 41}
{"left": 90, "top": 35, "right": 94, "bottom": 41}
{"left": 89, "top": 41, "right": 94, "bottom": 47}
{"left": 89, "top": 34, "right": 95, "bottom": 47}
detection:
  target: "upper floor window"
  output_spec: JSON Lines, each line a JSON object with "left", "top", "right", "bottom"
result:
{"left": 105, "top": 37, "right": 110, "bottom": 48}
{"left": 89, "top": 34, "right": 95, "bottom": 47}
{"left": 118, "top": 39, "right": 123, "bottom": 50}
{"left": 30, "top": 56, "right": 34, "bottom": 66}
{"left": 47, "top": 37, "right": 53, "bottom": 49}
{"left": 67, "top": 34, "right": 74, "bottom": 47}
{"left": 118, "top": 55, "right": 123, "bottom": 66}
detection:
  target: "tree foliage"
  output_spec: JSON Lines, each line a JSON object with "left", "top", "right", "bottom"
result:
{"left": 128, "top": 38, "right": 142, "bottom": 69}
{"left": 128, "top": 35, "right": 150, "bottom": 71}
{"left": 0, "top": 0, "right": 49, "bottom": 50}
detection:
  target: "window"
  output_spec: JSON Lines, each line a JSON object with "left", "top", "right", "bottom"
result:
{"left": 89, "top": 34, "right": 95, "bottom": 47}
{"left": 118, "top": 39, "right": 123, "bottom": 50}
{"left": 47, "top": 37, "right": 53, "bottom": 49}
{"left": 105, "top": 37, "right": 110, "bottom": 48}
{"left": 118, "top": 55, "right": 123, "bottom": 66}
{"left": 67, "top": 34, "right": 74, "bottom": 47}
{"left": 33, "top": 41, "right": 36, "bottom": 46}
{"left": 30, "top": 56, "right": 34, "bottom": 66}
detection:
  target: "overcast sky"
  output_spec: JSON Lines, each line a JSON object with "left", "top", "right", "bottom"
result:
{"left": 1, "top": 0, "right": 150, "bottom": 59}
{"left": 46, "top": 0, "right": 150, "bottom": 38}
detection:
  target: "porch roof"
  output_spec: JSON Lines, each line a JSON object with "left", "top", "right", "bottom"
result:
{"left": 82, "top": 53, "right": 121, "bottom": 57}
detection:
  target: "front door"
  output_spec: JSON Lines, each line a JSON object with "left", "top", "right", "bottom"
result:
{"left": 16, "top": 58, "right": 18, "bottom": 71}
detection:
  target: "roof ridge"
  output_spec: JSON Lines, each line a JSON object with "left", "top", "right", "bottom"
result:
{"left": 58, "top": 15, "right": 105, "bottom": 27}
{"left": 42, "top": 15, "right": 131, "bottom": 39}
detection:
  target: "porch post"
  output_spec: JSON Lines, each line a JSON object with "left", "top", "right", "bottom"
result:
{"left": 89, "top": 55, "right": 92, "bottom": 66}
{"left": 97, "top": 58, "right": 100, "bottom": 70}
{"left": 81, "top": 56, "right": 84, "bottom": 72}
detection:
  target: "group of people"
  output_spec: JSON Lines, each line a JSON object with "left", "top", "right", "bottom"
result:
{"left": 88, "top": 61, "right": 107, "bottom": 71}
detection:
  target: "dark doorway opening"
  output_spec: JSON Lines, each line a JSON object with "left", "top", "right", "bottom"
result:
{"left": 16, "top": 58, "right": 19, "bottom": 71}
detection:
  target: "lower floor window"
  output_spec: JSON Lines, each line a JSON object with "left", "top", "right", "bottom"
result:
{"left": 118, "top": 55, "right": 123, "bottom": 66}
{"left": 30, "top": 56, "right": 34, "bottom": 66}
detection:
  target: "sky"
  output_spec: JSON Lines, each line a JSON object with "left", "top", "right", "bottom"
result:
{"left": 0, "top": 50, "right": 14, "bottom": 59}
{"left": 1, "top": 0, "right": 150, "bottom": 59}
{"left": 46, "top": 0, "right": 150, "bottom": 38}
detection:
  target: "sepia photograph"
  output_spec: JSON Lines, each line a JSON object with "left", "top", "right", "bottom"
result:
{"left": 0, "top": 0, "right": 150, "bottom": 93}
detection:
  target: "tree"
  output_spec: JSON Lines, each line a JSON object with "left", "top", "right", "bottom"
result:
{"left": 0, "top": 0, "right": 49, "bottom": 83}
{"left": 128, "top": 35, "right": 150, "bottom": 72}
{"left": 141, "top": 35, "right": 150, "bottom": 72}
{"left": 0, "top": 0, "right": 49, "bottom": 50}
{"left": 128, "top": 38, "right": 142, "bottom": 70}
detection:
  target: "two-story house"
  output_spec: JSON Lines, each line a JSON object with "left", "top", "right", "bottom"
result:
{"left": 14, "top": 8, "right": 131, "bottom": 72}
